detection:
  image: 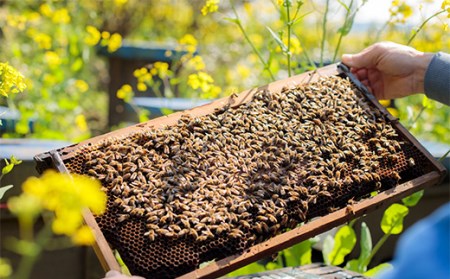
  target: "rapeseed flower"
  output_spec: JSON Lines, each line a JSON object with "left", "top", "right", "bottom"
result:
{"left": 117, "top": 84, "right": 134, "bottom": 102}
{"left": 389, "top": 0, "right": 413, "bottom": 23}
{"left": 107, "top": 33, "right": 122, "bottom": 52}
{"left": 75, "top": 114, "right": 88, "bottom": 132}
{"left": 14, "top": 170, "right": 107, "bottom": 245}
{"left": 201, "top": 0, "right": 219, "bottom": 16}
{"left": 187, "top": 56, "right": 206, "bottom": 71}
{"left": 179, "top": 34, "right": 197, "bottom": 53}
{"left": 52, "top": 8, "right": 71, "bottom": 24}
{"left": 44, "top": 51, "right": 62, "bottom": 69}
{"left": 75, "top": 79, "right": 89, "bottom": 93}
{"left": 0, "top": 62, "right": 27, "bottom": 97}
{"left": 85, "top": 25, "right": 101, "bottom": 46}
{"left": 39, "top": 3, "right": 53, "bottom": 18}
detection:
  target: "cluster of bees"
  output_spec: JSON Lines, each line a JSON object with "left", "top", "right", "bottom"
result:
{"left": 80, "top": 76, "right": 408, "bottom": 245}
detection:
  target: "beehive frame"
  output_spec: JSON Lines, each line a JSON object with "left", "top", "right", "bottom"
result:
{"left": 35, "top": 63, "right": 446, "bottom": 278}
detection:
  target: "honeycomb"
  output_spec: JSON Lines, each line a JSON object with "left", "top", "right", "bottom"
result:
{"left": 63, "top": 76, "right": 431, "bottom": 278}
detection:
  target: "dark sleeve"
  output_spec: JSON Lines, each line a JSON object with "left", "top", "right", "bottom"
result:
{"left": 424, "top": 52, "right": 450, "bottom": 106}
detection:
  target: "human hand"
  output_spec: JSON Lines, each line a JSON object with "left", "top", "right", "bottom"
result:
{"left": 101, "top": 270, "right": 145, "bottom": 279}
{"left": 341, "top": 41, "right": 434, "bottom": 100}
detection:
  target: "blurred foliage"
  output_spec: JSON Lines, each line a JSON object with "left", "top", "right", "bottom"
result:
{"left": 0, "top": 0, "right": 448, "bottom": 142}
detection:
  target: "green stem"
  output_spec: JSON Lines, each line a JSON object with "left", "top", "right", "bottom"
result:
{"left": 332, "top": 2, "right": 351, "bottom": 63}
{"left": 439, "top": 149, "right": 450, "bottom": 162}
{"left": 406, "top": 105, "right": 426, "bottom": 130}
{"left": 286, "top": 2, "right": 292, "bottom": 77}
{"left": 361, "top": 233, "right": 390, "bottom": 269}
{"left": 348, "top": 218, "right": 358, "bottom": 228}
{"left": 320, "top": 0, "right": 330, "bottom": 67}
{"left": 407, "top": 10, "right": 445, "bottom": 46}
{"left": 13, "top": 222, "right": 53, "bottom": 279}
{"left": 373, "top": 21, "right": 389, "bottom": 44}
{"left": 230, "top": 1, "right": 275, "bottom": 81}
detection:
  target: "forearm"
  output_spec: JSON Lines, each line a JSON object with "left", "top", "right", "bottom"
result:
{"left": 424, "top": 52, "right": 450, "bottom": 106}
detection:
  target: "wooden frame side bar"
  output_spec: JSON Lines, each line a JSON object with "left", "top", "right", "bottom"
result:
{"left": 50, "top": 152, "right": 121, "bottom": 273}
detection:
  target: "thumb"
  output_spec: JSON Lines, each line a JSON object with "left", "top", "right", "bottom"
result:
{"left": 341, "top": 53, "right": 357, "bottom": 66}
{"left": 342, "top": 44, "right": 384, "bottom": 69}
{"left": 341, "top": 53, "right": 370, "bottom": 68}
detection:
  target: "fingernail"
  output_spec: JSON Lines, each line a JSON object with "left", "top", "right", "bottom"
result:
{"left": 342, "top": 54, "right": 352, "bottom": 62}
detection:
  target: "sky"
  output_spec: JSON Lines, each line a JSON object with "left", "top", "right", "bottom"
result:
{"left": 352, "top": 0, "right": 443, "bottom": 24}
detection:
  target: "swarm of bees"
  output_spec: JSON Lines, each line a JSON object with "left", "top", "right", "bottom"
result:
{"left": 66, "top": 76, "right": 423, "bottom": 277}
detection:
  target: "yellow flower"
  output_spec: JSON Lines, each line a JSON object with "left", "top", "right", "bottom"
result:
{"left": 201, "top": 0, "right": 220, "bottom": 16}
{"left": 137, "top": 82, "right": 147, "bottom": 91}
{"left": 237, "top": 64, "right": 251, "bottom": 79}
{"left": 85, "top": 26, "right": 101, "bottom": 46}
{"left": 107, "top": 33, "right": 122, "bottom": 52}
{"left": 75, "top": 114, "right": 88, "bottom": 132}
{"left": 116, "top": 84, "right": 133, "bottom": 102}
{"left": 0, "top": 62, "right": 27, "bottom": 97}
{"left": 389, "top": 0, "right": 413, "bottom": 23}
{"left": 71, "top": 225, "right": 95, "bottom": 245}
{"left": 165, "top": 50, "right": 173, "bottom": 57}
{"left": 387, "top": 107, "right": 399, "bottom": 118}
{"left": 249, "top": 34, "right": 263, "bottom": 48}
{"left": 0, "top": 258, "right": 12, "bottom": 278}
{"left": 442, "top": 0, "right": 450, "bottom": 9}
{"left": 20, "top": 170, "right": 106, "bottom": 244}
{"left": 44, "top": 51, "right": 62, "bottom": 69}
{"left": 187, "top": 72, "right": 218, "bottom": 96}
{"left": 6, "top": 14, "right": 27, "bottom": 30}
{"left": 39, "top": 3, "right": 53, "bottom": 17}
{"left": 27, "top": 29, "right": 52, "bottom": 50}
{"left": 52, "top": 8, "right": 71, "bottom": 24}
{"left": 187, "top": 56, "right": 206, "bottom": 71}
{"left": 153, "top": 62, "right": 170, "bottom": 78}
{"left": 114, "top": 0, "right": 128, "bottom": 7}
{"left": 179, "top": 34, "right": 197, "bottom": 53}
{"left": 75, "top": 79, "right": 89, "bottom": 93}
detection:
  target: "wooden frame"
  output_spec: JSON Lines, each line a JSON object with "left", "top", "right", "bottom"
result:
{"left": 35, "top": 63, "right": 447, "bottom": 278}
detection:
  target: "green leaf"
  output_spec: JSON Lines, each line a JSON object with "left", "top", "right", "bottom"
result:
{"left": 345, "top": 259, "right": 360, "bottom": 272}
{"left": 381, "top": 203, "right": 409, "bottom": 235}
{"left": 422, "top": 95, "right": 431, "bottom": 108}
{"left": 285, "top": 239, "right": 315, "bottom": 266}
{"left": 227, "top": 261, "right": 266, "bottom": 277}
{"left": 5, "top": 237, "right": 39, "bottom": 257}
{"left": 266, "top": 26, "right": 288, "bottom": 53}
{"left": 0, "top": 185, "right": 13, "bottom": 200}
{"left": 328, "top": 225, "right": 357, "bottom": 265}
{"left": 402, "top": 190, "right": 424, "bottom": 207}
{"left": 364, "top": 263, "right": 393, "bottom": 277}
{"left": 2, "top": 164, "right": 14, "bottom": 175}
{"left": 265, "top": 261, "right": 280, "bottom": 270}
{"left": 337, "top": 0, "right": 350, "bottom": 11}
{"left": 358, "top": 222, "right": 372, "bottom": 272}
{"left": 322, "top": 234, "right": 334, "bottom": 265}
{"left": 223, "top": 17, "right": 239, "bottom": 24}
{"left": 71, "top": 58, "right": 84, "bottom": 72}
{"left": 160, "top": 108, "right": 174, "bottom": 116}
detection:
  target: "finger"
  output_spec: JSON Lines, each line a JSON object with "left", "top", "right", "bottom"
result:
{"left": 104, "top": 270, "right": 122, "bottom": 278}
{"left": 354, "top": 68, "right": 369, "bottom": 81}
{"left": 342, "top": 43, "right": 386, "bottom": 69}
